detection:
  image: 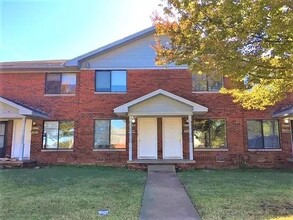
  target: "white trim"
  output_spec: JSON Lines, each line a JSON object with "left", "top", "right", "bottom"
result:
{"left": 128, "top": 115, "right": 133, "bottom": 161}
{"left": 130, "top": 112, "right": 195, "bottom": 116}
{"left": 188, "top": 115, "right": 193, "bottom": 160}
{"left": 194, "top": 148, "right": 229, "bottom": 151}
{"left": 41, "top": 149, "right": 74, "bottom": 152}
{"left": 0, "top": 97, "right": 31, "bottom": 115}
{"left": 0, "top": 97, "right": 49, "bottom": 119}
{"left": 19, "top": 117, "right": 26, "bottom": 160}
{"left": 248, "top": 149, "right": 282, "bottom": 152}
{"left": 0, "top": 114, "right": 25, "bottom": 119}
{"left": 114, "top": 89, "right": 208, "bottom": 115}
{"left": 92, "top": 149, "right": 126, "bottom": 152}
{"left": 44, "top": 94, "right": 75, "bottom": 97}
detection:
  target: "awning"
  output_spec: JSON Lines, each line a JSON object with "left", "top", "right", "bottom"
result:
{"left": 114, "top": 89, "right": 208, "bottom": 116}
{"left": 0, "top": 97, "right": 49, "bottom": 119}
{"left": 273, "top": 105, "right": 293, "bottom": 118}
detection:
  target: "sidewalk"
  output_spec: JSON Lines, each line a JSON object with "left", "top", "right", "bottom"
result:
{"left": 140, "top": 165, "right": 201, "bottom": 220}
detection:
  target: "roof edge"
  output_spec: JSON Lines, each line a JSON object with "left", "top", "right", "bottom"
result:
{"left": 114, "top": 89, "right": 208, "bottom": 115}
{"left": 65, "top": 26, "right": 156, "bottom": 67}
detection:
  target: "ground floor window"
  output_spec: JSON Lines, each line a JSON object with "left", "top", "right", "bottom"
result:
{"left": 193, "top": 119, "right": 227, "bottom": 149}
{"left": 94, "top": 119, "right": 126, "bottom": 149}
{"left": 43, "top": 121, "right": 74, "bottom": 149}
{"left": 247, "top": 120, "right": 280, "bottom": 149}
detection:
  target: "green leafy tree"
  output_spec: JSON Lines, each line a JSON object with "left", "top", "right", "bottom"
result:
{"left": 153, "top": 0, "right": 293, "bottom": 110}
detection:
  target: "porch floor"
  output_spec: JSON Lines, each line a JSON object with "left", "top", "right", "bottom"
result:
{"left": 127, "top": 159, "right": 196, "bottom": 164}
{"left": 0, "top": 159, "right": 37, "bottom": 168}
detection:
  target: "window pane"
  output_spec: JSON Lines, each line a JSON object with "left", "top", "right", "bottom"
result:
{"left": 110, "top": 120, "right": 126, "bottom": 149}
{"left": 111, "top": 71, "right": 126, "bottom": 92}
{"left": 208, "top": 74, "right": 223, "bottom": 91}
{"left": 96, "top": 71, "right": 111, "bottom": 92}
{"left": 0, "top": 124, "right": 5, "bottom": 135}
{"left": 192, "top": 74, "right": 208, "bottom": 91}
{"left": 247, "top": 121, "right": 263, "bottom": 148}
{"left": 0, "top": 136, "right": 4, "bottom": 148}
{"left": 193, "top": 120, "right": 209, "bottom": 148}
{"left": 58, "top": 121, "right": 74, "bottom": 149}
{"left": 43, "top": 121, "right": 59, "bottom": 149}
{"left": 46, "top": 74, "right": 61, "bottom": 94}
{"left": 209, "top": 120, "right": 226, "bottom": 148}
{"left": 263, "top": 120, "right": 279, "bottom": 148}
{"left": 61, "top": 74, "right": 76, "bottom": 94}
{"left": 94, "top": 120, "right": 110, "bottom": 148}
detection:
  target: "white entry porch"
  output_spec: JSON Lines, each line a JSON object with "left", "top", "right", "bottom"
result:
{"left": 114, "top": 89, "right": 208, "bottom": 162}
{"left": 0, "top": 97, "right": 49, "bottom": 160}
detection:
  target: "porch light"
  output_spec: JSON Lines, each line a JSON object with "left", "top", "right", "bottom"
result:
{"left": 131, "top": 116, "right": 136, "bottom": 124}
{"left": 284, "top": 118, "right": 289, "bottom": 124}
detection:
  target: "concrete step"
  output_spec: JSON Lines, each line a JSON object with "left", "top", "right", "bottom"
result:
{"left": 148, "top": 165, "right": 176, "bottom": 173}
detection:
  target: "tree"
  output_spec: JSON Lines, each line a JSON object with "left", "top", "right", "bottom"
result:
{"left": 153, "top": 0, "right": 293, "bottom": 110}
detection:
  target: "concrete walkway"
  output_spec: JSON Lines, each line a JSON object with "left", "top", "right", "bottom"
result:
{"left": 140, "top": 165, "right": 201, "bottom": 220}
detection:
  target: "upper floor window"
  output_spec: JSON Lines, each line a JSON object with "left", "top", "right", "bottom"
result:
{"left": 94, "top": 119, "right": 126, "bottom": 149}
{"left": 193, "top": 119, "right": 227, "bottom": 149}
{"left": 95, "top": 70, "right": 127, "bottom": 92}
{"left": 247, "top": 120, "right": 280, "bottom": 149}
{"left": 43, "top": 121, "right": 74, "bottom": 149}
{"left": 192, "top": 73, "right": 223, "bottom": 91}
{"left": 45, "top": 73, "right": 76, "bottom": 94}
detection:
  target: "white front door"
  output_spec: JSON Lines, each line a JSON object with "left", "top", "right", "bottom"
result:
{"left": 138, "top": 118, "right": 157, "bottom": 159}
{"left": 163, "top": 117, "right": 183, "bottom": 159}
{"left": 11, "top": 119, "right": 32, "bottom": 159}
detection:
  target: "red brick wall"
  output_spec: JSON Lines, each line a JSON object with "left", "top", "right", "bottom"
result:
{"left": 0, "top": 69, "right": 292, "bottom": 168}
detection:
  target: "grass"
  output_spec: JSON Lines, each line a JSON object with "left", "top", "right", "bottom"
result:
{"left": 1, "top": 167, "right": 292, "bottom": 220}
{"left": 178, "top": 169, "right": 293, "bottom": 220}
{"left": 0, "top": 166, "right": 146, "bottom": 220}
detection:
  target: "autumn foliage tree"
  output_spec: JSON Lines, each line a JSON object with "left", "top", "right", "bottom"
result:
{"left": 153, "top": 0, "right": 293, "bottom": 110}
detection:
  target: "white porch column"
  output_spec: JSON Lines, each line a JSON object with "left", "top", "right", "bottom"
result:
{"left": 188, "top": 115, "right": 193, "bottom": 160}
{"left": 128, "top": 115, "right": 133, "bottom": 161}
{"left": 19, "top": 117, "right": 26, "bottom": 161}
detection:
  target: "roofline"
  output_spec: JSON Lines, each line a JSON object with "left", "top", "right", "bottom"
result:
{"left": 65, "top": 26, "right": 156, "bottom": 67}
{"left": 0, "top": 97, "right": 49, "bottom": 119}
{"left": 0, "top": 59, "right": 76, "bottom": 72}
{"left": 114, "top": 89, "right": 208, "bottom": 115}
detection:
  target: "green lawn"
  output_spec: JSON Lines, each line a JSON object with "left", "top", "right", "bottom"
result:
{"left": 0, "top": 166, "right": 146, "bottom": 220}
{"left": 1, "top": 167, "right": 292, "bottom": 220}
{"left": 178, "top": 169, "right": 293, "bottom": 220}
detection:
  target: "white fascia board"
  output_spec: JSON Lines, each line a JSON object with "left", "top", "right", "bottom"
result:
{"left": 0, "top": 97, "right": 49, "bottom": 118}
{"left": 114, "top": 89, "right": 208, "bottom": 114}
{"left": 0, "top": 97, "right": 32, "bottom": 115}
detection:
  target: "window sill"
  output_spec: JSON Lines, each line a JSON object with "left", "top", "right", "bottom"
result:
{"left": 44, "top": 94, "right": 75, "bottom": 96}
{"left": 194, "top": 148, "right": 228, "bottom": 151}
{"left": 248, "top": 149, "right": 282, "bottom": 152}
{"left": 41, "top": 149, "right": 73, "bottom": 152}
{"left": 92, "top": 149, "right": 126, "bottom": 152}
{"left": 94, "top": 92, "right": 127, "bottom": 95}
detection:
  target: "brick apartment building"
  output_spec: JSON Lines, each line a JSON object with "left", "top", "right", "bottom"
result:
{"left": 0, "top": 27, "right": 292, "bottom": 168}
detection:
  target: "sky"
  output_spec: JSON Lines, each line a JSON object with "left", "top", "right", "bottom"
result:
{"left": 0, "top": 0, "right": 162, "bottom": 62}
